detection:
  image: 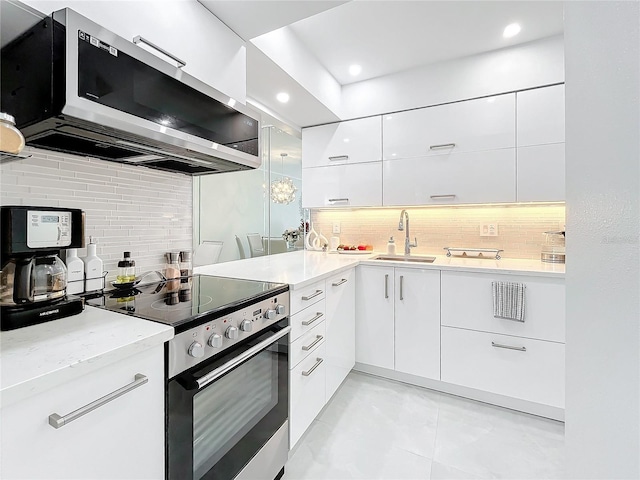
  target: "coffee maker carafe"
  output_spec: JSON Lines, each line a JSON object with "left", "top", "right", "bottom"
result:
{"left": 1, "top": 206, "right": 85, "bottom": 330}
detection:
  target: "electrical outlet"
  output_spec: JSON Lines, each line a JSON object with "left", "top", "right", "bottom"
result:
{"left": 332, "top": 222, "right": 341, "bottom": 234}
{"left": 480, "top": 223, "right": 498, "bottom": 237}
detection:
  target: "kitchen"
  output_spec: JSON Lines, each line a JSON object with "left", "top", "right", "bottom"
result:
{"left": 0, "top": 1, "right": 637, "bottom": 479}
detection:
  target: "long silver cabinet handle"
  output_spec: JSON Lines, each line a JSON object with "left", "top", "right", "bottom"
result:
{"left": 491, "top": 341, "right": 526, "bottom": 352}
{"left": 399, "top": 275, "right": 404, "bottom": 300}
{"left": 49, "top": 374, "right": 148, "bottom": 429}
{"left": 302, "top": 312, "right": 323, "bottom": 326}
{"left": 301, "top": 290, "right": 323, "bottom": 301}
{"left": 429, "top": 143, "right": 456, "bottom": 150}
{"left": 328, "top": 155, "right": 349, "bottom": 161}
{"left": 384, "top": 274, "right": 389, "bottom": 299}
{"left": 328, "top": 198, "right": 349, "bottom": 203}
{"left": 302, "top": 357, "right": 324, "bottom": 377}
{"left": 332, "top": 278, "right": 348, "bottom": 287}
{"left": 133, "top": 36, "right": 186, "bottom": 67}
{"left": 302, "top": 335, "right": 324, "bottom": 351}
{"left": 197, "top": 327, "right": 291, "bottom": 389}
{"left": 430, "top": 194, "right": 457, "bottom": 199}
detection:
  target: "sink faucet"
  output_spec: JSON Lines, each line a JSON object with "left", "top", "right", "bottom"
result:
{"left": 398, "top": 210, "right": 418, "bottom": 255}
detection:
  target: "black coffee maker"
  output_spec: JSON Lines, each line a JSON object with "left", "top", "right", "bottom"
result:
{"left": 1, "top": 206, "right": 85, "bottom": 330}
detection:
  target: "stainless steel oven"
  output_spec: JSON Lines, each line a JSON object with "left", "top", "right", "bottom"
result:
{"left": 168, "top": 319, "right": 289, "bottom": 480}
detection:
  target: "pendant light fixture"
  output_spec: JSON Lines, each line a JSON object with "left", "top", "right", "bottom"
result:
{"left": 270, "top": 153, "right": 297, "bottom": 204}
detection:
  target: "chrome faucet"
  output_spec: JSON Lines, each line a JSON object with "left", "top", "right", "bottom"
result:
{"left": 398, "top": 209, "right": 418, "bottom": 255}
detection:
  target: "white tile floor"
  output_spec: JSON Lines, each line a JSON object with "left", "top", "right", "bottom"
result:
{"left": 283, "top": 372, "right": 565, "bottom": 480}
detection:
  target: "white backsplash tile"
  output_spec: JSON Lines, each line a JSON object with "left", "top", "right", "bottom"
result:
{"left": 310, "top": 204, "right": 565, "bottom": 260}
{"left": 1, "top": 147, "right": 193, "bottom": 280}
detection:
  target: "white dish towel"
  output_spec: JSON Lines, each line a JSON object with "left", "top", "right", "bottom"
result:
{"left": 492, "top": 281, "right": 526, "bottom": 322}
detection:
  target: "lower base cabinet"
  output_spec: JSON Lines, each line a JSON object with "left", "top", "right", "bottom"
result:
{"left": 0, "top": 345, "right": 165, "bottom": 480}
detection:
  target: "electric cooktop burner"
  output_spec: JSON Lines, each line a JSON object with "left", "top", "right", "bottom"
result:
{"left": 85, "top": 274, "right": 289, "bottom": 332}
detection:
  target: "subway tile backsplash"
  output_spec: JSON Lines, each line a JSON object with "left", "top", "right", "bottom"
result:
{"left": 311, "top": 204, "right": 565, "bottom": 260}
{"left": 1, "top": 147, "right": 193, "bottom": 279}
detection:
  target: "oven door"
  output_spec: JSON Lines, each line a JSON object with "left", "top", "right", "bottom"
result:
{"left": 167, "top": 320, "right": 289, "bottom": 480}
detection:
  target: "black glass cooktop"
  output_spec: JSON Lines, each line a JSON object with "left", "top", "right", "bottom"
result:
{"left": 86, "top": 275, "right": 289, "bottom": 331}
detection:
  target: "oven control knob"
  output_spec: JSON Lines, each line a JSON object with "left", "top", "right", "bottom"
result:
{"left": 263, "top": 309, "right": 276, "bottom": 320}
{"left": 240, "top": 319, "right": 253, "bottom": 332}
{"left": 275, "top": 304, "right": 286, "bottom": 315}
{"left": 208, "top": 333, "right": 223, "bottom": 348}
{"left": 225, "top": 326, "right": 239, "bottom": 339}
{"left": 188, "top": 341, "right": 204, "bottom": 358}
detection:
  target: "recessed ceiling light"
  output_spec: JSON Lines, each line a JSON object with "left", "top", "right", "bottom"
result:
{"left": 343, "top": 138, "right": 350, "bottom": 143}
{"left": 349, "top": 64, "right": 362, "bottom": 76}
{"left": 276, "top": 92, "right": 290, "bottom": 103}
{"left": 503, "top": 23, "right": 521, "bottom": 38}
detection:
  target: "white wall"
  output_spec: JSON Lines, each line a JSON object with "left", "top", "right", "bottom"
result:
{"left": 564, "top": 2, "right": 639, "bottom": 478}
{"left": 341, "top": 35, "right": 564, "bottom": 119}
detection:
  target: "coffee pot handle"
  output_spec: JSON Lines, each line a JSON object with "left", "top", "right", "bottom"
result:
{"left": 14, "top": 256, "right": 35, "bottom": 304}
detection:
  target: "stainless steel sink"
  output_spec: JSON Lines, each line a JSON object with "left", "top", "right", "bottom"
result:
{"left": 371, "top": 255, "right": 437, "bottom": 264}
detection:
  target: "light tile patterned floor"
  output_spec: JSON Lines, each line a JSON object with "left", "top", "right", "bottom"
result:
{"left": 284, "top": 372, "right": 564, "bottom": 479}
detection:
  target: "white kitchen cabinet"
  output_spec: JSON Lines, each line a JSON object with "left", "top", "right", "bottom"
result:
{"left": 302, "top": 117, "right": 382, "bottom": 168}
{"left": 355, "top": 265, "right": 395, "bottom": 369}
{"left": 517, "top": 143, "right": 565, "bottom": 202}
{"left": 289, "top": 342, "right": 326, "bottom": 448}
{"left": 290, "top": 320, "right": 326, "bottom": 369}
{"left": 290, "top": 300, "right": 326, "bottom": 343}
{"left": 394, "top": 268, "right": 440, "bottom": 380}
{"left": 441, "top": 271, "right": 566, "bottom": 343}
{"left": 24, "top": 0, "right": 246, "bottom": 101}
{"left": 324, "top": 269, "right": 356, "bottom": 401}
{"left": 290, "top": 279, "right": 326, "bottom": 317}
{"left": 302, "top": 162, "right": 382, "bottom": 208}
{"left": 441, "top": 326, "right": 565, "bottom": 408}
{"left": 382, "top": 93, "right": 515, "bottom": 160}
{"left": 516, "top": 84, "right": 565, "bottom": 147}
{"left": 356, "top": 265, "right": 440, "bottom": 381}
{"left": 383, "top": 148, "right": 516, "bottom": 205}
{"left": 0, "top": 344, "right": 165, "bottom": 480}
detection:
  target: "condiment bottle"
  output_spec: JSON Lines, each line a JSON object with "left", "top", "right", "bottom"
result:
{"left": 0, "top": 112, "right": 25, "bottom": 154}
{"left": 165, "top": 252, "right": 181, "bottom": 292}
{"left": 84, "top": 236, "right": 104, "bottom": 292}
{"left": 179, "top": 251, "right": 192, "bottom": 280}
{"left": 117, "top": 252, "right": 136, "bottom": 283}
{"left": 65, "top": 248, "right": 85, "bottom": 295}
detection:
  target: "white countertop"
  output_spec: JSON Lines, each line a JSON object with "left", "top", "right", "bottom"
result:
{"left": 0, "top": 306, "right": 173, "bottom": 408}
{"left": 195, "top": 251, "right": 564, "bottom": 289}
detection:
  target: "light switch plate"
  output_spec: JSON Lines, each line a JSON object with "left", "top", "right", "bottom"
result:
{"left": 332, "top": 222, "right": 341, "bottom": 234}
{"left": 480, "top": 223, "right": 498, "bottom": 237}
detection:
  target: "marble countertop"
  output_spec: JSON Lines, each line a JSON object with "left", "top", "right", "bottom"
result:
{"left": 0, "top": 306, "right": 173, "bottom": 408}
{"left": 195, "top": 251, "right": 564, "bottom": 289}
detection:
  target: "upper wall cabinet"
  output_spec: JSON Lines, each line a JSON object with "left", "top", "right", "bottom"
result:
{"left": 302, "top": 117, "right": 382, "bottom": 168}
{"left": 22, "top": 0, "right": 246, "bottom": 102}
{"left": 516, "top": 84, "right": 565, "bottom": 147}
{"left": 302, "top": 162, "right": 382, "bottom": 208}
{"left": 382, "top": 94, "right": 515, "bottom": 160}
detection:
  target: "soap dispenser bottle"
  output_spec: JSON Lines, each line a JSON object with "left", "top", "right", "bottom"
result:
{"left": 387, "top": 236, "right": 396, "bottom": 255}
{"left": 84, "top": 236, "right": 104, "bottom": 292}
{"left": 65, "top": 248, "right": 85, "bottom": 295}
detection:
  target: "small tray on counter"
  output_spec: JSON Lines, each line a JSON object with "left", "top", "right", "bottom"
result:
{"left": 444, "top": 247, "right": 503, "bottom": 260}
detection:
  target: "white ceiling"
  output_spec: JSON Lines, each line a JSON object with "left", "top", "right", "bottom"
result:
{"left": 288, "top": 1, "right": 564, "bottom": 85}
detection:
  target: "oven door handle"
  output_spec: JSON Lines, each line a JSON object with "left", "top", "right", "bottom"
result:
{"left": 195, "top": 326, "right": 291, "bottom": 390}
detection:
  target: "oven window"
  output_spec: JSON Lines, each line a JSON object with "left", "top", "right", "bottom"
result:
{"left": 193, "top": 348, "right": 277, "bottom": 479}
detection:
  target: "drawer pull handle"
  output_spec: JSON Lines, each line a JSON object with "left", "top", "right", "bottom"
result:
{"left": 399, "top": 275, "right": 404, "bottom": 300}
{"left": 491, "top": 342, "right": 526, "bottom": 352}
{"left": 384, "top": 274, "right": 389, "bottom": 299}
{"left": 332, "top": 278, "right": 348, "bottom": 287}
{"left": 302, "top": 335, "right": 324, "bottom": 351}
{"left": 429, "top": 143, "right": 456, "bottom": 150}
{"left": 133, "top": 36, "right": 186, "bottom": 68}
{"left": 302, "top": 312, "right": 323, "bottom": 326}
{"left": 328, "top": 155, "right": 349, "bottom": 161}
{"left": 328, "top": 198, "right": 349, "bottom": 204}
{"left": 302, "top": 357, "right": 324, "bottom": 376}
{"left": 49, "top": 374, "right": 148, "bottom": 429}
{"left": 301, "top": 290, "right": 323, "bottom": 301}
{"left": 430, "top": 194, "right": 457, "bottom": 199}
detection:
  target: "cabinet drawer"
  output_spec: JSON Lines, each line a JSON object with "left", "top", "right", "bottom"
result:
{"left": 441, "top": 327, "right": 565, "bottom": 408}
{"left": 383, "top": 149, "right": 516, "bottom": 206}
{"left": 289, "top": 342, "right": 326, "bottom": 448}
{"left": 302, "top": 116, "right": 382, "bottom": 168}
{"left": 290, "top": 300, "right": 326, "bottom": 342}
{"left": 383, "top": 93, "right": 515, "bottom": 160}
{"left": 290, "top": 321, "right": 326, "bottom": 369}
{"left": 302, "top": 162, "right": 383, "bottom": 208}
{"left": 441, "top": 271, "right": 565, "bottom": 343}
{"left": 517, "top": 143, "right": 565, "bottom": 202}
{"left": 290, "top": 280, "right": 326, "bottom": 315}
